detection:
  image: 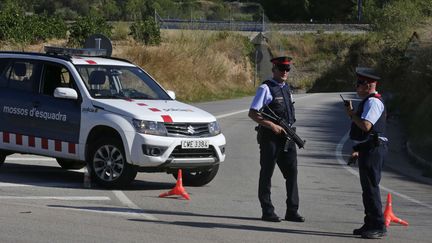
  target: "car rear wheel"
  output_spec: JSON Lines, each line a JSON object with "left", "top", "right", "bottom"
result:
{"left": 56, "top": 158, "right": 86, "bottom": 170}
{"left": 88, "top": 138, "right": 137, "bottom": 188}
{"left": 173, "top": 164, "right": 219, "bottom": 187}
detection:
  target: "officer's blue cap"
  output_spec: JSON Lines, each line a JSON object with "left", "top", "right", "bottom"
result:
{"left": 356, "top": 67, "right": 381, "bottom": 83}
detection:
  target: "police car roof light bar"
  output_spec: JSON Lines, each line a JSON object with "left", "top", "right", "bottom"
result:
{"left": 44, "top": 46, "right": 107, "bottom": 57}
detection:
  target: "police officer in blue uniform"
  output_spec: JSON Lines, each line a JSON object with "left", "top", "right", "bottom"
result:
{"left": 344, "top": 67, "right": 388, "bottom": 239}
{"left": 249, "top": 56, "right": 304, "bottom": 223}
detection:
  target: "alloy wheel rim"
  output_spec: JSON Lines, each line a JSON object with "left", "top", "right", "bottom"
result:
{"left": 93, "top": 145, "right": 124, "bottom": 182}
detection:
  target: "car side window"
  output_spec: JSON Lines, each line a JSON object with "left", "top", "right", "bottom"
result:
{"left": 3, "top": 61, "right": 40, "bottom": 92}
{"left": 42, "top": 63, "right": 77, "bottom": 96}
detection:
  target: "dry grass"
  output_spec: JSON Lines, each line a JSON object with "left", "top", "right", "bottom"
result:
{"left": 266, "top": 31, "right": 374, "bottom": 91}
{"left": 120, "top": 30, "right": 255, "bottom": 101}
{"left": 0, "top": 39, "right": 67, "bottom": 52}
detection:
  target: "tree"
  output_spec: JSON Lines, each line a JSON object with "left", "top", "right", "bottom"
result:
{"left": 130, "top": 18, "right": 161, "bottom": 45}
{"left": 309, "top": 0, "right": 355, "bottom": 22}
{"left": 257, "top": 0, "right": 311, "bottom": 21}
{"left": 125, "top": 0, "right": 147, "bottom": 21}
{"left": 68, "top": 15, "right": 112, "bottom": 47}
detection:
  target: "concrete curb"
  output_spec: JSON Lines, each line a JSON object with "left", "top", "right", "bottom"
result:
{"left": 406, "top": 141, "right": 432, "bottom": 171}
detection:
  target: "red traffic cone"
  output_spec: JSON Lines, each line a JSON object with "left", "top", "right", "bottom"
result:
{"left": 159, "top": 169, "right": 190, "bottom": 200}
{"left": 384, "top": 193, "right": 408, "bottom": 227}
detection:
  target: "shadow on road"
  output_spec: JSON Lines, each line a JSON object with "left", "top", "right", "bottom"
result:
{"left": 0, "top": 162, "right": 174, "bottom": 190}
{"left": 48, "top": 204, "right": 356, "bottom": 239}
{"left": 129, "top": 218, "right": 356, "bottom": 239}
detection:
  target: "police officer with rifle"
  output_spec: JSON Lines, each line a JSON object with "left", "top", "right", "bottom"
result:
{"left": 249, "top": 56, "right": 305, "bottom": 223}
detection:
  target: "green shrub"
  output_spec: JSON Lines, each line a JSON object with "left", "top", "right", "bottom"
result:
{"left": 0, "top": 6, "right": 25, "bottom": 42}
{"left": 111, "top": 22, "right": 130, "bottom": 41}
{"left": 0, "top": 4, "right": 67, "bottom": 44}
{"left": 27, "top": 14, "right": 67, "bottom": 43}
{"left": 129, "top": 18, "right": 161, "bottom": 45}
{"left": 68, "top": 15, "right": 112, "bottom": 47}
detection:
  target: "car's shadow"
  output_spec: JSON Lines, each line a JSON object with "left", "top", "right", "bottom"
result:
{"left": 0, "top": 162, "right": 174, "bottom": 190}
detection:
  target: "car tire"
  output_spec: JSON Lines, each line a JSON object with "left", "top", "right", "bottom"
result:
{"left": 56, "top": 158, "right": 86, "bottom": 170}
{"left": 173, "top": 164, "right": 219, "bottom": 187}
{"left": 88, "top": 137, "right": 137, "bottom": 188}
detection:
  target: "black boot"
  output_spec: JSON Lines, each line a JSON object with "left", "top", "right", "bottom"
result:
{"left": 284, "top": 212, "right": 305, "bottom": 222}
{"left": 353, "top": 224, "right": 369, "bottom": 235}
{"left": 261, "top": 213, "right": 281, "bottom": 222}
{"left": 361, "top": 228, "right": 387, "bottom": 239}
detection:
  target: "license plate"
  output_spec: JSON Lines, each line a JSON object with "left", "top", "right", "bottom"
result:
{"left": 181, "top": 140, "right": 209, "bottom": 149}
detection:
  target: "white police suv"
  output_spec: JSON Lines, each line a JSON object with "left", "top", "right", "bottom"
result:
{"left": 0, "top": 46, "right": 226, "bottom": 187}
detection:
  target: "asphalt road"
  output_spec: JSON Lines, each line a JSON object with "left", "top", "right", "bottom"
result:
{"left": 1, "top": 93, "right": 431, "bottom": 243}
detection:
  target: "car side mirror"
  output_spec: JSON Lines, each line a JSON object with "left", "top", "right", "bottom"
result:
{"left": 167, "top": 90, "right": 176, "bottom": 100}
{"left": 54, "top": 87, "right": 78, "bottom": 100}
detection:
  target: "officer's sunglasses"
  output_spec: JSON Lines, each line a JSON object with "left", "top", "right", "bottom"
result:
{"left": 276, "top": 65, "right": 291, "bottom": 72}
{"left": 356, "top": 79, "right": 368, "bottom": 87}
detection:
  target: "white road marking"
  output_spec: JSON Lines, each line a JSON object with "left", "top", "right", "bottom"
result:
{"left": 0, "top": 182, "right": 85, "bottom": 187}
{"left": 6, "top": 157, "right": 56, "bottom": 161}
{"left": 336, "top": 132, "right": 432, "bottom": 210}
{"left": 215, "top": 94, "right": 314, "bottom": 119}
{"left": 0, "top": 196, "right": 110, "bottom": 200}
{"left": 112, "top": 190, "right": 158, "bottom": 220}
{"left": 0, "top": 182, "right": 31, "bottom": 187}
{"left": 215, "top": 109, "right": 249, "bottom": 119}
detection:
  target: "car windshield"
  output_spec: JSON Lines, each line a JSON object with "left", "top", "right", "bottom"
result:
{"left": 76, "top": 65, "right": 171, "bottom": 100}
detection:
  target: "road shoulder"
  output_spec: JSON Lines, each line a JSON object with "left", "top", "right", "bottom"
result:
{"left": 385, "top": 118, "right": 432, "bottom": 185}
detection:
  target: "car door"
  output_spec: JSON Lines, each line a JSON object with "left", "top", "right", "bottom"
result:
{"left": 0, "top": 59, "right": 41, "bottom": 152}
{"left": 31, "top": 61, "right": 82, "bottom": 158}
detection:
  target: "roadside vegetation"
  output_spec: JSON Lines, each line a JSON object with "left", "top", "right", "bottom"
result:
{"left": 266, "top": 31, "right": 364, "bottom": 91}
{"left": 121, "top": 30, "right": 255, "bottom": 101}
{"left": 265, "top": 0, "right": 432, "bottom": 162}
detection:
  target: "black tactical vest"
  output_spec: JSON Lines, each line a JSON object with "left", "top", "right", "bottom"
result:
{"left": 349, "top": 93, "right": 386, "bottom": 141}
{"left": 261, "top": 80, "right": 296, "bottom": 125}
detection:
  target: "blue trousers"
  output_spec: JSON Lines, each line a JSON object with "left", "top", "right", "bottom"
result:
{"left": 358, "top": 141, "right": 388, "bottom": 230}
{"left": 258, "top": 129, "right": 299, "bottom": 216}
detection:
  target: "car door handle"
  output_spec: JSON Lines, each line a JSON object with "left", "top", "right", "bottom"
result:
{"left": 32, "top": 101, "right": 40, "bottom": 108}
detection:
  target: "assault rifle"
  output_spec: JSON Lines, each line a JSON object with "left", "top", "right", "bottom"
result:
{"left": 260, "top": 105, "right": 306, "bottom": 150}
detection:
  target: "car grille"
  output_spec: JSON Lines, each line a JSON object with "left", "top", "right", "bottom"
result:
{"left": 170, "top": 145, "right": 217, "bottom": 159}
{"left": 164, "top": 123, "right": 210, "bottom": 137}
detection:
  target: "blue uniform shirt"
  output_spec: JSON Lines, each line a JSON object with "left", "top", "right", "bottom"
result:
{"left": 250, "top": 79, "right": 289, "bottom": 111}
{"left": 351, "top": 94, "right": 387, "bottom": 143}
{"left": 361, "top": 97, "right": 384, "bottom": 125}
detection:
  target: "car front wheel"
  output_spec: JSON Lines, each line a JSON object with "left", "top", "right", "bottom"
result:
{"left": 173, "top": 164, "right": 219, "bottom": 187}
{"left": 88, "top": 138, "right": 137, "bottom": 188}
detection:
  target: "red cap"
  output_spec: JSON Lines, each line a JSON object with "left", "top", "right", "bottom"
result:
{"left": 271, "top": 56, "right": 293, "bottom": 65}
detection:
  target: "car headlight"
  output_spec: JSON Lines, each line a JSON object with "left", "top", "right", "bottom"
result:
{"left": 208, "top": 121, "right": 221, "bottom": 136}
{"left": 132, "top": 119, "right": 167, "bottom": 136}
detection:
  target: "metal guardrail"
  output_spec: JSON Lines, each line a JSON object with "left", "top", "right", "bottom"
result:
{"left": 158, "top": 19, "right": 265, "bottom": 32}
{"left": 157, "top": 18, "right": 370, "bottom": 33}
